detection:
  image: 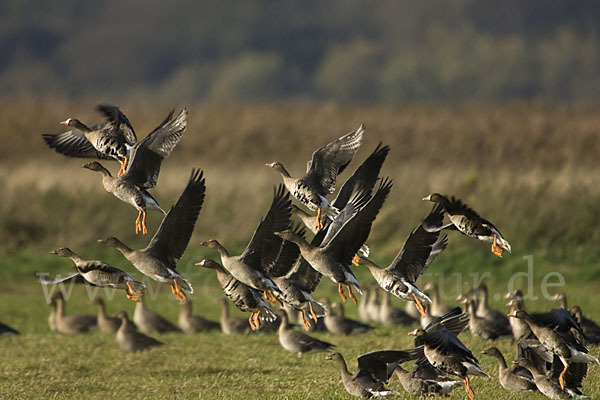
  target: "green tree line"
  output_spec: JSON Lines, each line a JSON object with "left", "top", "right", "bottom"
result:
{"left": 1, "top": 0, "right": 599, "bottom": 102}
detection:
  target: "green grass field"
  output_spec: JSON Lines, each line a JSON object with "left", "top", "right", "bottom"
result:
{"left": 1, "top": 101, "right": 599, "bottom": 398}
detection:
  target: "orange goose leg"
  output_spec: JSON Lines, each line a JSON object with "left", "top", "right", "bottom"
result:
{"left": 248, "top": 312, "right": 256, "bottom": 331}
{"left": 171, "top": 279, "right": 186, "bottom": 304}
{"left": 141, "top": 210, "right": 148, "bottom": 235}
{"left": 491, "top": 234, "right": 503, "bottom": 258}
{"left": 558, "top": 364, "right": 568, "bottom": 390}
{"left": 254, "top": 308, "right": 262, "bottom": 330}
{"left": 412, "top": 292, "right": 427, "bottom": 318}
{"left": 315, "top": 208, "right": 324, "bottom": 231}
{"left": 338, "top": 284, "right": 347, "bottom": 303}
{"left": 126, "top": 293, "right": 142, "bottom": 302}
{"left": 135, "top": 210, "right": 143, "bottom": 234}
{"left": 264, "top": 291, "right": 276, "bottom": 306}
{"left": 347, "top": 285, "right": 358, "bottom": 305}
{"left": 352, "top": 254, "right": 360, "bottom": 266}
{"left": 308, "top": 301, "right": 319, "bottom": 323}
{"left": 126, "top": 281, "right": 143, "bottom": 297}
{"left": 300, "top": 311, "right": 311, "bottom": 331}
{"left": 464, "top": 376, "right": 475, "bottom": 400}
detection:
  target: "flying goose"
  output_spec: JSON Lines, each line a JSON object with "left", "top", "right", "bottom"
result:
{"left": 43, "top": 104, "right": 137, "bottom": 176}
{"left": 325, "top": 350, "right": 415, "bottom": 398}
{"left": 266, "top": 124, "right": 364, "bottom": 230}
{"left": 358, "top": 204, "right": 448, "bottom": 318}
{"left": 292, "top": 143, "right": 389, "bottom": 240}
{"left": 83, "top": 108, "right": 187, "bottom": 234}
{"left": 39, "top": 247, "right": 146, "bottom": 302}
{"left": 196, "top": 259, "right": 277, "bottom": 331}
{"left": 276, "top": 179, "right": 390, "bottom": 305}
{"left": 423, "top": 193, "right": 511, "bottom": 257}
{"left": 201, "top": 185, "right": 292, "bottom": 302}
{"left": 99, "top": 169, "right": 204, "bottom": 303}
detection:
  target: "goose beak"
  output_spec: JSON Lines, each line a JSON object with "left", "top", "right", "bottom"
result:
{"left": 194, "top": 261, "right": 205, "bottom": 267}
{"left": 507, "top": 311, "right": 517, "bottom": 318}
{"left": 265, "top": 162, "right": 275, "bottom": 168}
{"left": 407, "top": 329, "right": 418, "bottom": 336}
{"left": 503, "top": 292, "right": 512, "bottom": 299}
{"left": 49, "top": 250, "right": 57, "bottom": 255}
{"left": 422, "top": 195, "right": 432, "bottom": 201}
{"left": 505, "top": 300, "right": 513, "bottom": 307}
{"left": 59, "top": 119, "right": 70, "bottom": 126}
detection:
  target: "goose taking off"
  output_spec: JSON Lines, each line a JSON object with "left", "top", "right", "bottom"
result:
{"left": 43, "top": 104, "right": 137, "bottom": 176}
{"left": 201, "top": 185, "right": 292, "bottom": 304}
{"left": 358, "top": 204, "right": 447, "bottom": 318}
{"left": 325, "top": 350, "right": 416, "bottom": 399}
{"left": 38, "top": 247, "right": 146, "bottom": 302}
{"left": 423, "top": 193, "right": 511, "bottom": 257}
{"left": 409, "top": 308, "right": 486, "bottom": 400}
{"left": 98, "top": 169, "right": 205, "bottom": 303}
{"left": 196, "top": 259, "right": 277, "bottom": 331}
{"left": 83, "top": 108, "right": 187, "bottom": 234}
{"left": 266, "top": 124, "right": 364, "bottom": 230}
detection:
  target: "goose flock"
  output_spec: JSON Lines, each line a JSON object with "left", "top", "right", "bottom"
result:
{"left": 0, "top": 103, "right": 597, "bottom": 399}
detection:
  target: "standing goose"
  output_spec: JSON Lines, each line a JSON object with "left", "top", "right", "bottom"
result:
{"left": 322, "top": 299, "right": 372, "bottom": 335}
{"left": 471, "top": 284, "right": 511, "bottom": 329}
{"left": 325, "top": 350, "right": 415, "bottom": 399}
{"left": 178, "top": 300, "right": 220, "bottom": 333}
{"left": 423, "top": 193, "right": 511, "bottom": 257}
{"left": 38, "top": 248, "right": 146, "bottom": 302}
{"left": 515, "top": 358, "right": 589, "bottom": 399}
{"left": 47, "top": 292, "right": 97, "bottom": 334}
{"left": 409, "top": 308, "right": 488, "bottom": 400}
{"left": 83, "top": 108, "right": 187, "bottom": 234}
{"left": 201, "top": 185, "right": 292, "bottom": 302}
{"left": 266, "top": 124, "right": 364, "bottom": 230}
{"left": 358, "top": 204, "right": 448, "bottom": 318}
{"left": 365, "top": 286, "right": 381, "bottom": 323}
{"left": 216, "top": 298, "right": 252, "bottom": 335}
{"left": 99, "top": 169, "right": 204, "bottom": 303}
{"left": 276, "top": 180, "right": 390, "bottom": 305}
{"left": 133, "top": 300, "right": 181, "bottom": 334}
{"left": 508, "top": 310, "right": 598, "bottom": 390}
{"left": 378, "top": 291, "right": 417, "bottom": 326}
{"left": 480, "top": 347, "right": 537, "bottom": 392}
{"left": 196, "top": 259, "right": 277, "bottom": 331}
{"left": 422, "top": 282, "right": 454, "bottom": 317}
{"left": 90, "top": 298, "right": 122, "bottom": 333}
{"left": 43, "top": 104, "right": 137, "bottom": 176}
{"left": 116, "top": 311, "right": 163, "bottom": 353}
{"left": 277, "top": 310, "right": 335, "bottom": 356}
{"left": 464, "top": 298, "right": 512, "bottom": 341}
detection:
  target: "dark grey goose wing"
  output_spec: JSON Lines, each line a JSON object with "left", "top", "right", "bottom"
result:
{"left": 324, "top": 179, "right": 392, "bottom": 268}
{"left": 302, "top": 124, "right": 365, "bottom": 196}
{"left": 356, "top": 349, "right": 419, "bottom": 384}
{"left": 386, "top": 204, "right": 446, "bottom": 283}
{"left": 268, "top": 223, "right": 305, "bottom": 278}
{"left": 145, "top": 169, "right": 206, "bottom": 268}
{"left": 36, "top": 272, "right": 99, "bottom": 287}
{"left": 42, "top": 123, "right": 113, "bottom": 160}
{"left": 96, "top": 104, "right": 137, "bottom": 145}
{"left": 123, "top": 109, "right": 187, "bottom": 189}
{"left": 331, "top": 142, "right": 389, "bottom": 211}
{"left": 239, "top": 185, "right": 292, "bottom": 273}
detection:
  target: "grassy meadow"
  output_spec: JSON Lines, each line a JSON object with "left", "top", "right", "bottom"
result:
{"left": 1, "top": 98, "right": 600, "bottom": 398}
